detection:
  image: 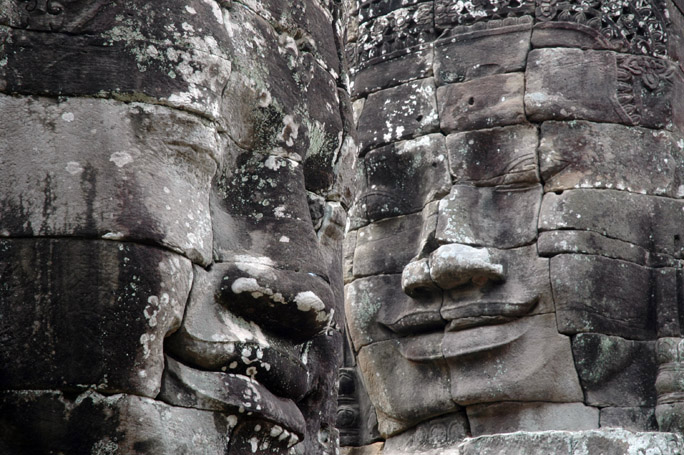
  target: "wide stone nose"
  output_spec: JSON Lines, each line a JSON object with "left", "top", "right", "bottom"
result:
{"left": 402, "top": 244, "right": 505, "bottom": 296}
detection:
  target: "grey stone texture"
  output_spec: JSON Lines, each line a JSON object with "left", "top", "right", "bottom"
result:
{"left": 342, "top": 0, "right": 684, "bottom": 452}
{"left": 1, "top": 0, "right": 352, "bottom": 454}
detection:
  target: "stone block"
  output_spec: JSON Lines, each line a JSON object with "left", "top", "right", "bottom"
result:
{"left": 357, "top": 78, "right": 439, "bottom": 153}
{"left": 446, "top": 313, "right": 583, "bottom": 405}
{"left": 572, "top": 334, "right": 657, "bottom": 407}
{"left": 360, "top": 134, "right": 450, "bottom": 223}
{"left": 447, "top": 124, "right": 539, "bottom": 185}
{"left": 0, "top": 95, "right": 217, "bottom": 265}
{"left": 0, "top": 0, "right": 233, "bottom": 120}
{"left": 441, "top": 244, "right": 555, "bottom": 323}
{"left": 436, "top": 184, "right": 542, "bottom": 249}
{"left": 352, "top": 47, "right": 433, "bottom": 97}
{"left": 525, "top": 48, "right": 674, "bottom": 129}
{"left": 551, "top": 254, "right": 657, "bottom": 340}
{"left": 539, "top": 189, "right": 684, "bottom": 258}
{"left": 0, "top": 390, "right": 236, "bottom": 455}
{"left": 383, "top": 412, "right": 468, "bottom": 453}
{"left": 344, "top": 230, "right": 358, "bottom": 284}
{"left": 0, "top": 239, "right": 190, "bottom": 397}
{"left": 357, "top": 0, "right": 425, "bottom": 22}
{"left": 341, "top": 443, "right": 385, "bottom": 455}
{"left": 458, "top": 429, "right": 684, "bottom": 455}
{"left": 345, "top": 275, "right": 423, "bottom": 350}
{"left": 539, "top": 121, "right": 682, "bottom": 197}
{"left": 353, "top": 212, "right": 426, "bottom": 277}
{"left": 357, "top": 339, "right": 454, "bottom": 437}
{"left": 600, "top": 407, "right": 657, "bottom": 432}
{"left": 538, "top": 231, "right": 649, "bottom": 266}
{"left": 434, "top": 20, "right": 531, "bottom": 85}
{"left": 467, "top": 402, "right": 599, "bottom": 436}
{"left": 437, "top": 73, "right": 526, "bottom": 133}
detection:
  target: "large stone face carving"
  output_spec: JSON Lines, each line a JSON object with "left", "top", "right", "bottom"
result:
{"left": 342, "top": 0, "right": 684, "bottom": 452}
{"left": 0, "top": 1, "right": 352, "bottom": 454}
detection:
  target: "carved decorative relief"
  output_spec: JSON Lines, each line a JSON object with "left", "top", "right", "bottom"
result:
{"left": 337, "top": 368, "right": 362, "bottom": 446}
{"left": 357, "top": 3, "right": 434, "bottom": 64}
{"left": 433, "top": 0, "right": 669, "bottom": 56}
{"left": 615, "top": 54, "right": 674, "bottom": 125}
{"left": 16, "top": 0, "right": 108, "bottom": 32}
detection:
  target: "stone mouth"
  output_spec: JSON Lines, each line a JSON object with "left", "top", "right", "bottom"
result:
{"left": 442, "top": 297, "right": 538, "bottom": 331}
{"left": 397, "top": 316, "right": 533, "bottom": 362}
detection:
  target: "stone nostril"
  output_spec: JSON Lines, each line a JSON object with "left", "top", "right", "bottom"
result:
{"left": 401, "top": 258, "right": 438, "bottom": 296}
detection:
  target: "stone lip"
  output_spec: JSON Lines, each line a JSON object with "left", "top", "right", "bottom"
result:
{"left": 396, "top": 316, "right": 533, "bottom": 362}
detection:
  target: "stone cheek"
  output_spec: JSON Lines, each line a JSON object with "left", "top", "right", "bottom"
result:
{"left": 0, "top": 239, "right": 191, "bottom": 398}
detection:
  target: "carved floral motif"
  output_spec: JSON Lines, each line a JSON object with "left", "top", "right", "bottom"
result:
{"left": 615, "top": 54, "right": 674, "bottom": 124}
{"left": 17, "top": 0, "right": 107, "bottom": 32}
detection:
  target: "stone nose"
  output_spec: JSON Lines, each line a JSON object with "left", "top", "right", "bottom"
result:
{"left": 401, "top": 244, "right": 505, "bottom": 296}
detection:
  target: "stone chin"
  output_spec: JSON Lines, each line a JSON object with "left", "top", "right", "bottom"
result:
{"left": 358, "top": 312, "right": 582, "bottom": 437}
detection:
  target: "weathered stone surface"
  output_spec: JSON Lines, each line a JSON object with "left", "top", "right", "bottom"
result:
{"left": 0, "top": 95, "right": 217, "bottom": 265}
{"left": 436, "top": 184, "right": 542, "bottom": 249}
{"left": 446, "top": 313, "right": 583, "bottom": 405}
{"left": 0, "top": 390, "right": 236, "bottom": 455}
{"left": 357, "top": 339, "right": 453, "bottom": 437}
{"left": 525, "top": 48, "right": 674, "bottom": 129}
{"left": 572, "top": 334, "right": 657, "bottom": 407}
{"left": 341, "top": 442, "right": 385, "bottom": 455}
{"left": 356, "top": 0, "right": 425, "bottom": 22}
{"left": 353, "top": 211, "right": 426, "bottom": 277}
{"left": 0, "top": 239, "right": 190, "bottom": 397}
{"left": 600, "top": 407, "right": 657, "bottom": 432}
{"left": 345, "top": 275, "right": 425, "bottom": 349}
{"left": 447, "top": 124, "right": 539, "bottom": 185}
{"left": 359, "top": 134, "right": 450, "bottom": 223}
{"left": 159, "top": 356, "right": 306, "bottom": 437}
{"left": 440, "top": 244, "right": 555, "bottom": 321}
{"left": 551, "top": 254, "right": 658, "bottom": 340}
{"left": 357, "top": 78, "right": 439, "bottom": 153}
{"left": 539, "top": 121, "right": 683, "bottom": 196}
{"left": 458, "top": 429, "right": 684, "bottom": 455}
{"left": 467, "top": 402, "right": 599, "bottom": 436}
{"left": 352, "top": 48, "right": 433, "bottom": 97}
{"left": 0, "top": 1, "right": 232, "bottom": 120}
{"left": 344, "top": 230, "right": 358, "bottom": 284}
{"left": 434, "top": 20, "right": 531, "bottom": 85}
{"left": 539, "top": 189, "right": 684, "bottom": 258}
{"left": 538, "top": 230, "right": 650, "bottom": 265}
{"left": 437, "top": 73, "right": 526, "bottom": 133}
{"left": 382, "top": 412, "right": 468, "bottom": 454}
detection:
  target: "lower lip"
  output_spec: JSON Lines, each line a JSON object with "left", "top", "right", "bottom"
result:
{"left": 397, "top": 316, "right": 531, "bottom": 361}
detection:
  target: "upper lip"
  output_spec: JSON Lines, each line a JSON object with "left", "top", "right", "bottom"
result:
{"left": 380, "top": 297, "right": 539, "bottom": 335}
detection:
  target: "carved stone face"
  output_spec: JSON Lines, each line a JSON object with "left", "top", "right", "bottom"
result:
{"left": 344, "top": 0, "right": 684, "bottom": 445}
{"left": 0, "top": 1, "right": 350, "bottom": 454}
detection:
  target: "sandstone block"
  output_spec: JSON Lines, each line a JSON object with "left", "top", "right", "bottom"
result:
{"left": 572, "top": 334, "right": 657, "bottom": 407}
{"left": 434, "top": 21, "right": 531, "bottom": 85}
{"left": 0, "top": 390, "right": 235, "bottom": 455}
{"left": 538, "top": 231, "right": 649, "bottom": 266}
{"left": 0, "top": 95, "right": 217, "bottom": 265}
{"left": 458, "top": 429, "right": 684, "bottom": 455}
{"left": 360, "top": 134, "right": 450, "bottom": 223}
{"left": 525, "top": 48, "right": 673, "bottom": 129}
{"left": 446, "top": 314, "right": 583, "bottom": 405}
{"left": 539, "top": 121, "right": 682, "bottom": 196}
{"left": 382, "top": 412, "right": 468, "bottom": 454}
{"left": 356, "top": 339, "right": 454, "bottom": 437}
{"left": 600, "top": 407, "right": 657, "bottom": 432}
{"left": 0, "top": 239, "right": 190, "bottom": 397}
{"left": 436, "top": 184, "right": 542, "bottom": 249}
{"left": 437, "top": 73, "right": 526, "bottom": 133}
{"left": 467, "top": 402, "right": 599, "bottom": 436}
{"left": 352, "top": 48, "right": 433, "bottom": 97}
{"left": 447, "top": 124, "right": 539, "bottom": 185}
{"left": 551, "top": 254, "right": 657, "bottom": 340}
{"left": 357, "top": 78, "right": 439, "bottom": 153}
{"left": 353, "top": 211, "right": 426, "bottom": 277}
